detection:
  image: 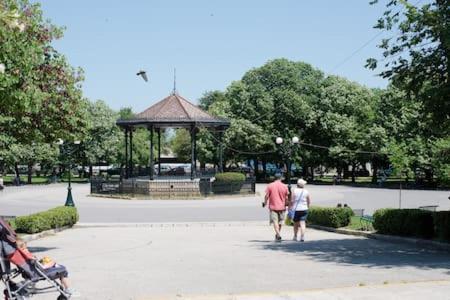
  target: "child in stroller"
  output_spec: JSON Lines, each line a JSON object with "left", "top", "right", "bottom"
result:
{"left": 0, "top": 217, "right": 76, "bottom": 300}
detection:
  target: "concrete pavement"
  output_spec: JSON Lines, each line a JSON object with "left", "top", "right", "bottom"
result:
{"left": 1, "top": 183, "right": 449, "bottom": 222}
{"left": 24, "top": 222, "right": 450, "bottom": 300}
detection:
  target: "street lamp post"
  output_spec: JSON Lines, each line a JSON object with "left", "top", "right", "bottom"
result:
{"left": 57, "top": 139, "right": 80, "bottom": 207}
{"left": 275, "top": 136, "right": 299, "bottom": 192}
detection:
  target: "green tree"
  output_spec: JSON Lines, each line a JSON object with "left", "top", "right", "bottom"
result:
{"left": 0, "top": 1, "right": 87, "bottom": 171}
{"left": 80, "top": 100, "right": 120, "bottom": 176}
{"left": 367, "top": 0, "right": 450, "bottom": 135}
{"left": 171, "top": 129, "right": 191, "bottom": 163}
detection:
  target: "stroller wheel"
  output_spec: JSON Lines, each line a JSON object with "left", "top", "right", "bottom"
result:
{"left": 57, "top": 294, "right": 68, "bottom": 300}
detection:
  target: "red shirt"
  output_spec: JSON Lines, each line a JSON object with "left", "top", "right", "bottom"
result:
{"left": 265, "top": 180, "right": 288, "bottom": 211}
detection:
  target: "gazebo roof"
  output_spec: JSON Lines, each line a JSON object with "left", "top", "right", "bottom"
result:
{"left": 116, "top": 93, "right": 230, "bottom": 129}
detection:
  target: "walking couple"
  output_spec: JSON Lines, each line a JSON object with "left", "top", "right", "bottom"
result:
{"left": 263, "top": 173, "right": 311, "bottom": 242}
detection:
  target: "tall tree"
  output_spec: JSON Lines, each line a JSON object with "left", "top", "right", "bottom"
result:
{"left": 0, "top": 0, "right": 87, "bottom": 166}
{"left": 367, "top": 0, "right": 450, "bottom": 135}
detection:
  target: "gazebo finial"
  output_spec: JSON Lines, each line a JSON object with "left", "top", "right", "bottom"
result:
{"left": 172, "top": 68, "right": 177, "bottom": 95}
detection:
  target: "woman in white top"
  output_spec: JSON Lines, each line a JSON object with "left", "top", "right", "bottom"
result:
{"left": 290, "top": 178, "right": 311, "bottom": 242}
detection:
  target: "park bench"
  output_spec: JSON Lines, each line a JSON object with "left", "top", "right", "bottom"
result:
{"left": 418, "top": 205, "right": 438, "bottom": 212}
{"left": 0, "top": 215, "right": 16, "bottom": 221}
{"left": 360, "top": 215, "right": 374, "bottom": 231}
{"left": 352, "top": 209, "right": 373, "bottom": 231}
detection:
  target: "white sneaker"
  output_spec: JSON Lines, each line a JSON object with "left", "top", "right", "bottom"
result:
{"left": 292, "top": 236, "right": 298, "bottom": 241}
{"left": 65, "top": 288, "right": 81, "bottom": 298}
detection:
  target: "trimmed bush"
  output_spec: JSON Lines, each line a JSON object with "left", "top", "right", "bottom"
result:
{"left": 434, "top": 211, "right": 450, "bottom": 242}
{"left": 15, "top": 206, "right": 79, "bottom": 234}
{"left": 213, "top": 172, "right": 246, "bottom": 193}
{"left": 214, "top": 172, "right": 246, "bottom": 183}
{"left": 307, "top": 206, "right": 354, "bottom": 228}
{"left": 373, "top": 208, "right": 434, "bottom": 239}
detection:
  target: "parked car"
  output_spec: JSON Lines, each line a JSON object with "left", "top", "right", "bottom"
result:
{"left": 167, "top": 166, "right": 186, "bottom": 176}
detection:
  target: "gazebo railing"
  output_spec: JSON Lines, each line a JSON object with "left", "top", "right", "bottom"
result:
{"left": 90, "top": 176, "right": 255, "bottom": 198}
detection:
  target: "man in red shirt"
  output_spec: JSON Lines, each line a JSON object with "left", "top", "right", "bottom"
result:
{"left": 263, "top": 172, "right": 289, "bottom": 241}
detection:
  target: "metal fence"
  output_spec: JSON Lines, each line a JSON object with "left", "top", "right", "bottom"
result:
{"left": 90, "top": 176, "right": 255, "bottom": 198}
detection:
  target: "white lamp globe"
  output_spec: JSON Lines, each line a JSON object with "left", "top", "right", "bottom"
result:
{"left": 292, "top": 136, "right": 299, "bottom": 144}
{"left": 275, "top": 137, "right": 283, "bottom": 145}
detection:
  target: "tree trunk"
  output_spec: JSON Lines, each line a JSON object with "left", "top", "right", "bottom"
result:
{"left": 27, "top": 163, "right": 33, "bottom": 184}
{"left": 310, "top": 166, "right": 314, "bottom": 181}
{"left": 262, "top": 159, "right": 267, "bottom": 180}
{"left": 89, "top": 165, "right": 93, "bottom": 178}
{"left": 14, "top": 163, "right": 20, "bottom": 185}
{"left": 254, "top": 158, "right": 259, "bottom": 178}
{"left": 371, "top": 162, "right": 378, "bottom": 184}
{"left": 302, "top": 164, "right": 308, "bottom": 178}
{"left": 351, "top": 162, "right": 356, "bottom": 183}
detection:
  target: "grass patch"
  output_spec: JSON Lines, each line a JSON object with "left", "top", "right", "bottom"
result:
{"left": 344, "top": 216, "right": 374, "bottom": 231}
{"left": 2, "top": 175, "right": 49, "bottom": 184}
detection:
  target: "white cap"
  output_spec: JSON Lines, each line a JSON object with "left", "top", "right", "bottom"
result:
{"left": 297, "top": 178, "right": 307, "bottom": 187}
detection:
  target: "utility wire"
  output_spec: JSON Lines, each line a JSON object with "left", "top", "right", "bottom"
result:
{"left": 329, "top": 0, "right": 424, "bottom": 73}
{"left": 195, "top": 121, "right": 387, "bottom": 156}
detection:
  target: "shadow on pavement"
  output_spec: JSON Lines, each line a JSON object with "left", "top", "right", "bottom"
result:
{"left": 249, "top": 238, "right": 450, "bottom": 270}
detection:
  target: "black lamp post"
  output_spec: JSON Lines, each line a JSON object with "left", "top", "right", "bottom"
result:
{"left": 275, "top": 136, "right": 299, "bottom": 192}
{"left": 57, "top": 139, "right": 81, "bottom": 207}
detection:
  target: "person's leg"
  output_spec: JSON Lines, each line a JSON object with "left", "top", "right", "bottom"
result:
{"left": 270, "top": 211, "right": 281, "bottom": 240}
{"left": 272, "top": 222, "right": 280, "bottom": 236}
{"left": 293, "top": 221, "right": 300, "bottom": 240}
{"left": 272, "top": 211, "right": 284, "bottom": 241}
{"left": 60, "top": 276, "right": 69, "bottom": 289}
{"left": 300, "top": 220, "right": 306, "bottom": 241}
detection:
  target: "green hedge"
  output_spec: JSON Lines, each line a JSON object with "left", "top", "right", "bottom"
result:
{"left": 213, "top": 172, "right": 246, "bottom": 193}
{"left": 214, "top": 172, "right": 246, "bottom": 183}
{"left": 15, "top": 206, "right": 79, "bottom": 234}
{"left": 373, "top": 209, "right": 436, "bottom": 240}
{"left": 434, "top": 211, "right": 450, "bottom": 241}
{"left": 307, "top": 206, "right": 354, "bottom": 228}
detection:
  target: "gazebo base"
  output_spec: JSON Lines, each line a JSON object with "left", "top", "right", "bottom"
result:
{"left": 122, "top": 178, "right": 202, "bottom": 198}
{"left": 90, "top": 176, "right": 255, "bottom": 198}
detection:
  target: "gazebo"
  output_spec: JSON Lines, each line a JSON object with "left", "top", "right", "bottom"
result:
{"left": 116, "top": 91, "right": 230, "bottom": 181}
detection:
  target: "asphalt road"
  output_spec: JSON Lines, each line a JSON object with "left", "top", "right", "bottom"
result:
{"left": 0, "top": 183, "right": 449, "bottom": 222}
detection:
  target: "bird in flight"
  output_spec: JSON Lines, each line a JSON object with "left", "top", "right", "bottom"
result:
{"left": 137, "top": 70, "right": 148, "bottom": 82}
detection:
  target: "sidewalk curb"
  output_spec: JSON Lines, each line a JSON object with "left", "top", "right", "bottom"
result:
{"left": 18, "top": 226, "right": 71, "bottom": 242}
{"left": 308, "top": 224, "right": 450, "bottom": 252}
{"left": 74, "top": 221, "right": 268, "bottom": 228}
{"left": 89, "top": 192, "right": 260, "bottom": 201}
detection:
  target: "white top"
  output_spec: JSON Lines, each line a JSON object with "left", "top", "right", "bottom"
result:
{"left": 292, "top": 187, "right": 309, "bottom": 211}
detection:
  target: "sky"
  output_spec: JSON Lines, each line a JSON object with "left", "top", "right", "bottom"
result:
{"left": 37, "top": 0, "right": 390, "bottom": 112}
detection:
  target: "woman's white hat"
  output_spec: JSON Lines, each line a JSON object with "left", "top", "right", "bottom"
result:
{"left": 297, "top": 178, "right": 307, "bottom": 186}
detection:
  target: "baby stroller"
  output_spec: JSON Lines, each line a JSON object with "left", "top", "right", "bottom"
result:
{"left": 0, "top": 217, "right": 71, "bottom": 300}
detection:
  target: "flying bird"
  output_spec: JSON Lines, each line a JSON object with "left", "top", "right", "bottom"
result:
{"left": 137, "top": 70, "right": 148, "bottom": 82}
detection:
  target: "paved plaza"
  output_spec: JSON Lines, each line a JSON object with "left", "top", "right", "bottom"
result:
{"left": 1, "top": 183, "right": 449, "bottom": 222}
{"left": 24, "top": 223, "right": 450, "bottom": 300}
{"left": 1, "top": 184, "right": 450, "bottom": 299}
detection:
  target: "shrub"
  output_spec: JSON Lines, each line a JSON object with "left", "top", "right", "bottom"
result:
{"left": 213, "top": 172, "right": 246, "bottom": 193}
{"left": 373, "top": 208, "right": 434, "bottom": 239}
{"left": 434, "top": 211, "right": 450, "bottom": 242}
{"left": 307, "top": 206, "right": 354, "bottom": 228}
{"left": 214, "top": 172, "right": 246, "bottom": 183}
{"left": 15, "top": 206, "right": 79, "bottom": 234}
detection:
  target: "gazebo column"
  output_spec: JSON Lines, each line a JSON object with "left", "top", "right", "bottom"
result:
{"left": 190, "top": 125, "right": 196, "bottom": 180}
{"left": 124, "top": 128, "right": 129, "bottom": 179}
{"left": 149, "top": 126, "right": 154, "bottom": 180}
{"left": 194, "top": 128, "right": 198, "bottom": 174}
{"left": 129, "top": 128, "right": 133, "bottom": 178}
{"left": 219, "top": 130, "right": 224, "bottom": 173}
{"left": 157, "top": 128, "right": 161, "bottom": 175}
